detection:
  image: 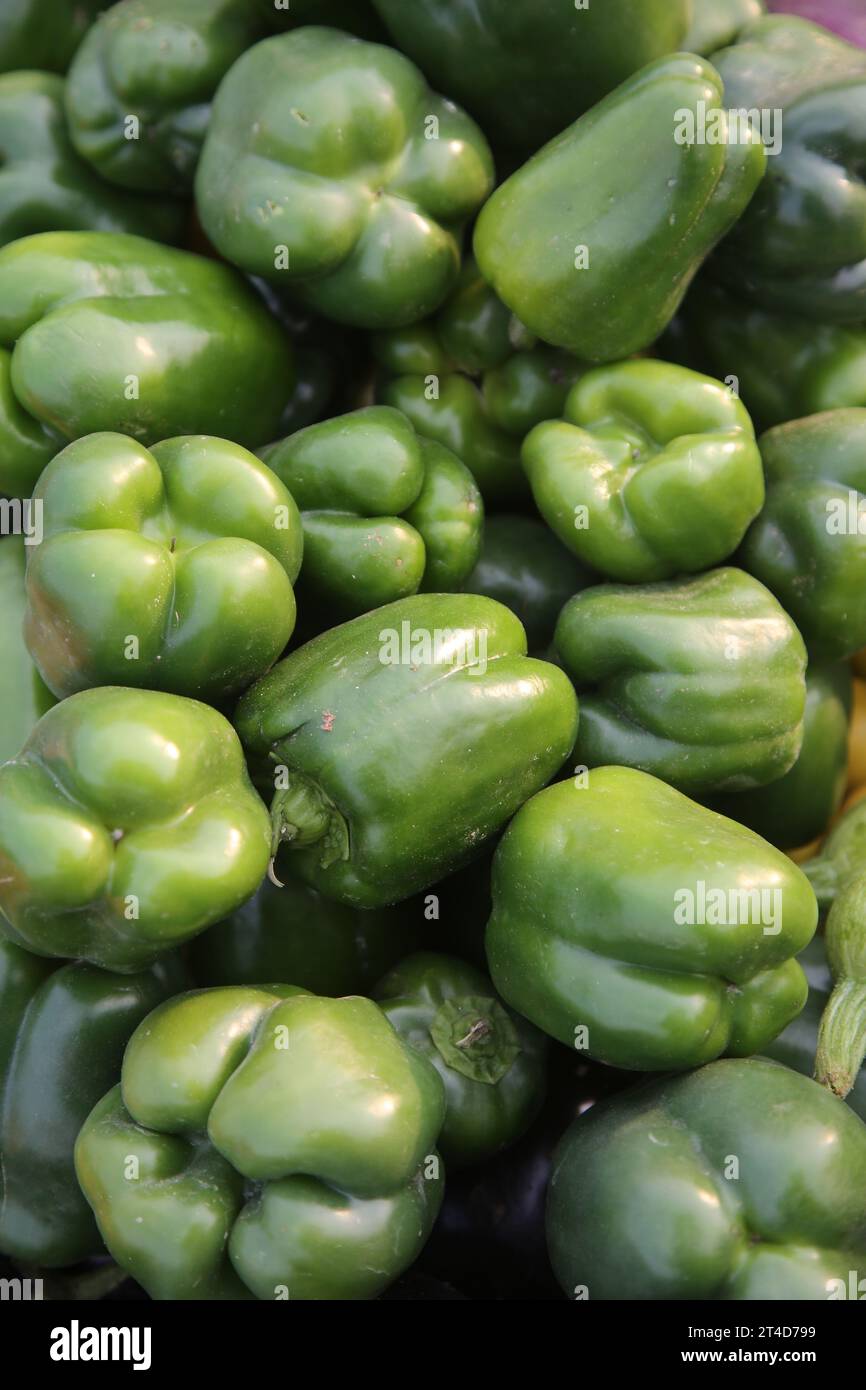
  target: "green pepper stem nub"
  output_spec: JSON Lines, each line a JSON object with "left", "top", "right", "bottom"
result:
{"left": 268, "top": 770, "right": 349, "bottom": 883}
{"left": 430, "top": 995, "right": 521, "bottom": 1085}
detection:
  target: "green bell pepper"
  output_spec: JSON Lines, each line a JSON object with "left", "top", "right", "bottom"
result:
{"left": 75, "top": 986, "right": 446, "bottom": 1299}
{"left": 664, "top": 280, "right": 866, "bottom": 430}
{"left": 554, "top": 568, "right": 808, "bottom": 795}
{"left": 0, "top": 0, "right": 105, "bottom": 74}
{"left": 485, "top": 766, "right": 817, "bottom": 1070}
{"left": 65, "top": 0, "right": 266, "bottom": 194}
{"left": 371, "top": 0, "right": 691, "bottom": 158}
{"left": 264, "top": 406, "right": 481, "bottom": 624}
{"left": 803, "top": 794, "right": 866, "bottom": 911}
{"left": 195, "top": 27, "right": 494, "bottom": 329}
{"left": 375, "top": 951, "right": 547, "bottom": 1169}
{"left": 235, "top": 593, "right": 578, "bottom": 909}
{"left": 0, "top": 231, "right": 295, "bottom": 499}
{"left": 0, "top": 537, "right": 55, "bottom": 765}
{"left": 0, "top": 941, "right": 184, "bottom": 1267}
{"left": 684, "top": 0, "right": 766, "bottom": 54}
{"left": 0, "top": 71, "right": 183, "bottom": 245}
{"left": 461, "top": 516, "right": 589, "bottom": 654}
{"left": 708, "top": 662, "right": 851, "bottom": 849}
{"left": 191, "top": 877, "right": 421, "bottom": 997}
{"left": 768, "top": 937, "right": 866, "bottom": 1117}
{"left": 739, "top": 409, "right": 866, "bottom": 661}
{"left": 373, "top": 258, "right": 583, "bottom": 507}
{"left": 0, "top": 687, "right": 271, "bottom": 972}
{"left": 547, "top": 1057, "right": 866, "bottom": 1300}
{"left": 712, "top": 16, "right": 866, "bottom": 322}
{"left": 522, "top": 361, "right": 765, "bottom": 581}
{"left": 473, "top": 55, "right": 766, "bottom": 363}
{"left": 24, "top": 432, "right": 303, "bottom": 702}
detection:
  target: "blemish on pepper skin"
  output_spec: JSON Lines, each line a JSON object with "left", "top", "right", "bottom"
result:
{"left": 321, "top": 711, "right": 335, "bottom": 732}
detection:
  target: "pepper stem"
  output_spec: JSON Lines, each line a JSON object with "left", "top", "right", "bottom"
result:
{"left": 814, "top": 871, "right": 866, "bottom": 1098}
{"left": 430, "top": 995, "right": 521, "bottom": 1085}
{"left": 268, "top": 769, "right": 349, "bottom": 883}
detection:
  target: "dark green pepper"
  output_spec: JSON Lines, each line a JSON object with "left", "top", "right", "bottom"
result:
{"left": 0, "top": 687, "right": 271, "bottom": 972}
{"left": 0, "top": 231, "right": 295, "bottom": 498}
{"left": 554, "top": 568, "right": 808, "bottom": 795}
{"left": 235, "top": 593, "right": 578, "bottom": 909}
{"left": 486, "top": 766, "right": 817, "bottom": 1070}
{"left": 76, "top": 986, "right": 445, "bottom": 1299}
{"left": 0, "top": 536, "right": 55, "bottom": 766}
{"left": 461, "top": 516, "right": 590, "bottom": 654}
{"left": 740, "top": 409, "right": 866, "bottom": 661}
{"left": 373, "top": 258, "right": 583, "bottom": 507}
{"left": 0, "top": 71, "right": 183, "bottom": 245}
{"left": 195, "top": 27, "right": 494, "bottom": 329}
{"left": 547, "top": 1057, "right": 866, "bottom": 1300}
{"left": 264, "top": 406, "right": 481, "bottom": 624}
{"left": 712, "top": 16, "right": 866, "bottom": 322}
{"left": 375, "top": 952, "right": 547, "bottom": 1168}
{"left": 522, "top": 361, "right": 765, "bottom": 581}
{"left": 0, "top": 940, "right": 184, "bottom": 1267}
{"left": 708, "top": 662, "right": 851, "bottom": 849}
{"left": 24, "top": 432, "right": 302, "bottom": 702}
{"left": 474, "top": 55, "right": 766, "bottom": 362}
{"left": 0, "top": 0, "right": 105, "bottom": 74}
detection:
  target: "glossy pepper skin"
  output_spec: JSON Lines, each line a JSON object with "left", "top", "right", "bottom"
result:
{"left": 768, "top": 937, "right": 866, "bottom": 1118}
{"left": 740, "top": 410, "right": 866, "bottom": 661}
{"left": 708, "top": 662, "right": 851, "bottom": 849}
{"left": 664, "top": 281, "right": 866, "bottom": 430}
{"left": 0, "top": 942, "right": 184, "bottom": 1267}
{"left": 0, "top": 687, "right": 271, "bottom": 972}
{"left": 76, "top": 986, "right": 446, "bottom": 1299}
{"left": 461, "top": 516, "right": 590, "bottom": 654}
{"left": 371, "top": 0, "right": 691, "bottom": 158}
{"left": 195, "top": 27, "right": 494, "bottom": 330}
{"left": 554, "top": 569, "right": 808, "bottom": 795}
{"left": 473, "top": 55, "right": 766, "bottom": 363}
{"left": 486, "top": 767, "right": 817, "bottom": 1071}
{"left": 264, "top": 406, "right": 481, "bottom": 624}
{"left": 375, "top": 952, "right": 547, "bottom": 1169}
{"left": 712, "top": 17, "right": 866, "bottom": 322}
{"left": 0, "top": 231, "right": 294, "bottom": 499}
{"left": 24, "top": 432, "right": 303, "bottom": 702}
{"left": 235, "top": 593, "right": 578, "bottom": 909}
{"left": 0, "top": 537, "right": 54, "bottom": 765}
{"left": 0, "top": 1, "right": 104, "bottom": 74}
{"left": 65, "top": 0, "right": 266, "bottom": 195}
{"left": 522, "top": 362, "right": 765, "bottom": 581}
{"left": 684, "top": 0, "right": 766, "bottom": 53}
{"left": 547, "top": 1057, "right": 866, "bottom": 1300}
{"left": 373, "top": 258, "right": 583, "bottom": 507}
{"left": 191, "top": 878, "right": 421, "bottom": 997}
{"left": 0, "top": 72, "right": 183, "bottom": 245}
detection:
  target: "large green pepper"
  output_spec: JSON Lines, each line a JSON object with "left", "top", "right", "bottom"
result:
{"left": 373, "top": 258, "right": 583, "bottom": 507}
{"left": 75, "top": 986, "right": 445, "bottom": 1299}
{"left": 370, "top": 0, "right": 691, "bottom": 157}
{"left": 485, "top": 766, "right": 817, "bottom": 1070}
{"left": 554, "top": 568, "right": 807, "bottom": 795}
{"left": 24, "top": 432, "right": 302, "bottom": 702}
{"left": 191, "top": 878, "right": 421, "bottom": 997}
{"left": 712, "top": 16, "right": 866, "bottom": 322}
{"left": 522, "top": 361, "right": 765, "bottom": 581}
{"left": 235, "top": 594, "right": 578, "bottom": 909}
{"left": 664, "top": 281, "right": 866, "bottom": 430}
{"left": 0, "top": 72, "right": 183, "bottom": 245}
{"left": 739, "top": 410, "right": 866, "bottom": 661}
{"left": 473, "top": 56, "right": 766, "bottom": 363}
{"left": 65, "top": 0, "right": 266, "bottom": 194}
{"left": 0, "top": 687, "right": 270, "bottom": 971}
{"left": 195, "top": 27, "right": 494, "bottom": 329}
{"left": 0, "top": 537, "right": 55, "bottom": 765}
{"left": 0, "top": 1, "right": 105, "bottom": 74}
{"left": 375, "top": 952, "right": 547, "bottom": 1169}
{"left": 684, "top": 0, "right": 766, "bottom": 53}
{"left": 0, "top": 231, "right": 294, "bottom": 498}
{"left": 264, "top": 406, "right": 481, "bottom": 625}
{"left": 547, "top": 1057, "right": 866, "bottom": 1300}
{"left": 461, "top": 516, "right": 589, "bottom": 654}
{"left": 0, "top": 941, "right": 184, "bottom": 1267}
{"left": 708, "top": 662, "right": 851, "bottom": 849}
{"left": 768, "top": 937, "right": 866, "bottom": 1118}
